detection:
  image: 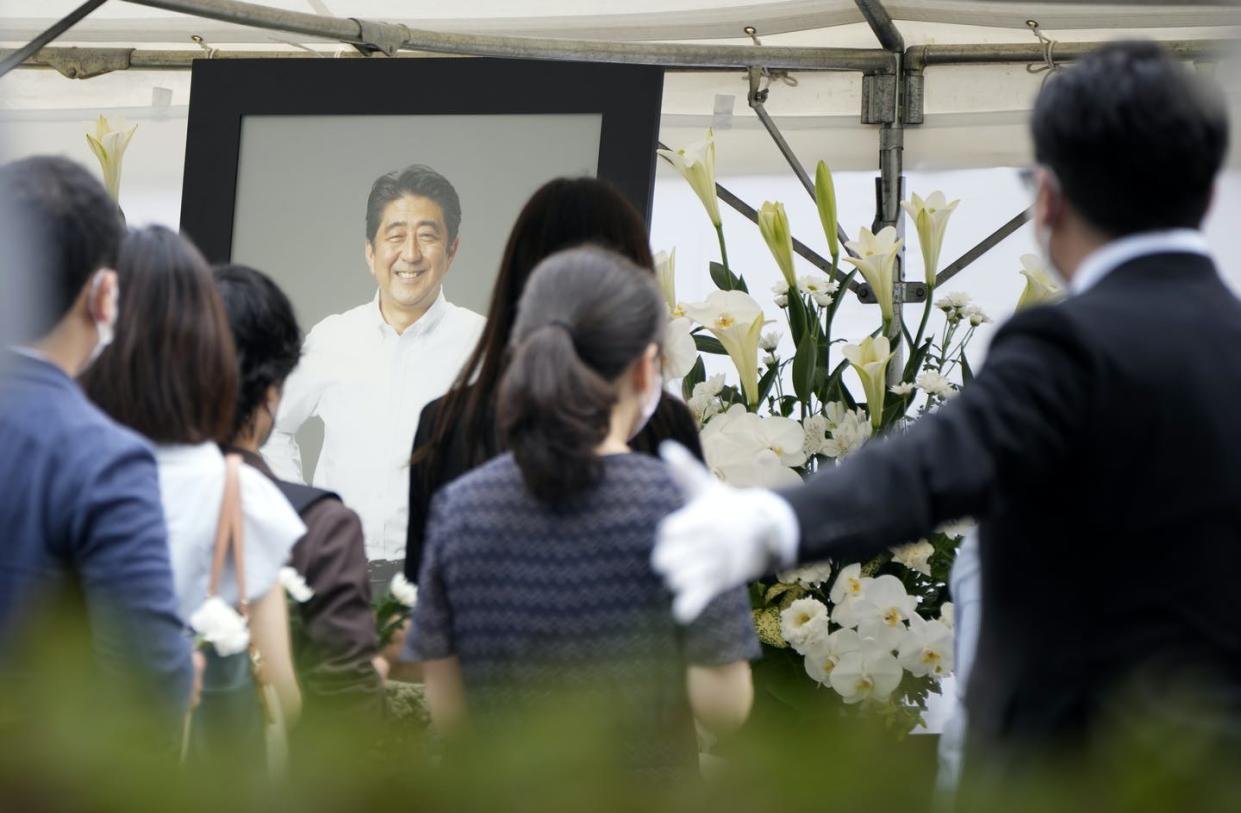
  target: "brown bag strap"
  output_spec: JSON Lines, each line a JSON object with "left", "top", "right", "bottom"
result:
{"left": 207, "top": 454, "right": 249, "bottom": 617}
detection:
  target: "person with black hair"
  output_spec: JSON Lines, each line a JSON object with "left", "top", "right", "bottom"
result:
{"left": 0, "top": 156, "right": 193, "bottom": 718}
{"left": 263, "top": 164, "right": 485, "bottom": 587}
{"left": 215, "top": 263, "right": 385, "bottom": 715}
{"left": 653, "top": 40, "right": 1241, "bottom": 772}
{"left": 406, "top": 247, "right": 758, "bottom": 777}
{"left": 405, "top": 176, "right": 704, "bottom": 582}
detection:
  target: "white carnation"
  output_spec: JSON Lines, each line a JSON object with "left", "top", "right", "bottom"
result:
{"left": 190, "top": 596, "right": 250, "bottom": 657}
{"left": 780, "top": 597, "right": 830, "bottom": 652}
{"left": 279, "top": 566, "right": 314, "bottom": 603}
{"left": 390, "top": 572, "right": 418, "bottom": 607}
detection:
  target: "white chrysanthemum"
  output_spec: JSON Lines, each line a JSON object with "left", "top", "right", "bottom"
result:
{"left": 774, "top": 294, "right": 789, "bottom": 308}
{"left": 797, "top": 274, "right": 831, "bottom": 294}
{"left": 812, "top": 292, "right": 835, "bottom": 307}
{"left": 780, "top": 597, "right": 830, "bottom": 652}
{"left": 779, "top": 562, "right": 833, "bottom": 587}
{"left": 763, "top": 352, "right": 779, "bottom": 367}
{"left": 935, "top": 291, "right": 972, "bottom": 312}
{"left": 962, "top": 303, "right": 991, "bottom": 327}
{"left": 759, "top": 330, "right": 782, "bottom": 352}
{"left": 190, "top": 596, "right": 250, "bottom": 657}
{"left": 279, "top": 566, "right": 314, "bottom": 603}
{"left": 803, "top": 628, "right": 862, "bottom": 686}
{"left": 693, "top": 374, "right": 726, "bottom": 400}
{"left": 822, "top": 408, "right": 872, "bottom": 459}
{"left": 771, "top": 279, "right": 789, "bottom": 295}
{"left": 916, "top": 371, "right": 956, "bottom": 399}
{"left": 889, "top": 382, "right": 914, "bottom": 396}
{"left": 829, "top": 650, "right": 903, "bottom": 704}
{"left": 898, "top": 614, "right": 954, "bottom": 678}
{"left": 891, "top": 540, "right": 935, "bottom": 577}
{"left": 802, "top": 414, "right": 830, "bottom": 456}
{"left": 390, "top": 573, "right": 418, "bottom": 607}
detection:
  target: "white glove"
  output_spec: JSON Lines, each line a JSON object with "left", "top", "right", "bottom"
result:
{"left": 652, "top": 441, "right": 800, "bottom": 623}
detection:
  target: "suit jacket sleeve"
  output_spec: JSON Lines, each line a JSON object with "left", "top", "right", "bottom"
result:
{"left": 782, "top": 306, "right": 1097, "bottom": 564}
{"left": 288, "top": 498, "right": 383, "bottom": 704}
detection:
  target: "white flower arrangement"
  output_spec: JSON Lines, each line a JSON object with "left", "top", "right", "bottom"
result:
{"left": 659, "top": 132, "right": 1038, "bottom": 730}
{"left": 279, "top": 566, "right": 315, "bottom": 603}
{"left": 190, "top": 596, "right": 250, "bottom": 657}
{"left": 390, "top": 573, "right": 418, "bottom": 608}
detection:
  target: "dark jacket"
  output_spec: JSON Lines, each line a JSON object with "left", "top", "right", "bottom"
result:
{"left": 405, "top": 391, "right": 705, "bottom": 580}
{"left": 229, "top": 448, "right": 382, "bottom": 714}
{"left": 781, "top": 253, "right": 1241, "bottom": 756}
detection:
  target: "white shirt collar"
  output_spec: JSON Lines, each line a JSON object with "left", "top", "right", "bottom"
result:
{"left": 370, "top": 289, "right": 450, "bottom": 339}
{"left": 1070, "top": 229, "right": 1212, "bottom": 296}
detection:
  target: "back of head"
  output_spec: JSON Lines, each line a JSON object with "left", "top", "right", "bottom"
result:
{"left": 0, "top": 156, "right": 122, "bottom": 342}
{"left": 498, "top": 246, "right": 664, "bottom": 504}
{"left": 81, "top": 226, "right": 237, "bottom": 445}
{"left": 214, "top": 264, "right": 302, "bottom": 441}
{"left": 1032, "top": 40, "right": 1229, "bottom": 236}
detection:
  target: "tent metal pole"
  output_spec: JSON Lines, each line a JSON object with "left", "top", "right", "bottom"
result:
{"left": 120, "top": 0, "right": 893, "bottom": 71}
{"left": 934, "top": 210, "right": 1032, "bottom": 287}
{"left": 854, "top": 0, "right": 904, "bottom": 53}
{"left": 0, "top": 0, "right": 110, "bottom": 80}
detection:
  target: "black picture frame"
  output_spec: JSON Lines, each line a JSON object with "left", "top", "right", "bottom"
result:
{"left": 179, "top": 57, "right": 664, "bottom": 263}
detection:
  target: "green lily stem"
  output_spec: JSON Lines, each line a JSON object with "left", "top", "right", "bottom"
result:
{"left": 910, "top": 282, "right": 935, "bottom": 360}
{"left": 714, "top": 223, "right": 732, "bottom": 290}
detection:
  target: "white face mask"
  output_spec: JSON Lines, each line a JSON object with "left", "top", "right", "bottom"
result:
{"left": 628, "top": 366, "right": 663, "bottom": 441}
{"left": 84, "top": 271, "right": 118, "bottom": 368}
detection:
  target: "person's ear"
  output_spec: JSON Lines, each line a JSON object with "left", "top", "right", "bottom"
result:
{"left": 87, "top": 269, "right": 118, "bottom": 324}
{"left": 264, "top": 383, "right": 283, "bottom": 418}
{"left": 364, "top": 238, "right": 378, "bottom": 279}
{"left": 1033, "top": 168, "right": 1061, "bottom": 234}
{"left": 445, "top": 237, "right": 460, "bottom": 265}
{"left": 631, "top": 343, "right": 659, "bottom": 393}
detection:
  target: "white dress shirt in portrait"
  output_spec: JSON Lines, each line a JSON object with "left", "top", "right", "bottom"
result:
{"left": 262, "top": 290, "right": 485, "bottom": 561}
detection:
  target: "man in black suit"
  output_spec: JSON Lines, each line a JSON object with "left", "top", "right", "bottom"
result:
{"left": 653, "top": 41, "right": 1238, "bottom": 768}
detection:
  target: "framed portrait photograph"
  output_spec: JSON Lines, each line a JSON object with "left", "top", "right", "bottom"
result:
{"left": 180, "top": 57, "right": 663, "bottom": 564}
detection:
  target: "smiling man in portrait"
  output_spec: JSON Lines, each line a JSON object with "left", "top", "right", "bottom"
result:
{"left": 263, "top": 164, "right": 485, "bottom": 584}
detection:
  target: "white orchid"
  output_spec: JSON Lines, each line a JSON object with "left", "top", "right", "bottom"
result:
{"left": 279, "top": 566, "right": 314, "bottom": 603}
{"left": 778, "top": 562, "right": 833, "bottom": 588}
{"left": 843, "top": 226, "right": 903, "bottom": 327}
{"left": 701, "top": 406, "right": 803, "bottom": 488}
{"left": 803, "top": 628, "right": 863, "bottom": 686}
{"left": 1016, "top": 254, "right": 1062, "bottom": 310}
{"left": 916, "top": 370, "right": 956, "bottom": 400}
{"left": 190, "top": 596, "right": 250, "bottom": 657}
{"left": 901, "top": 191, "right": 959, "bottom": 286}
{"left": 835, "top": 574, "right": 918, "bottom": 629}
{"left": 682, "top": 290, "right": 766, "bottom": 406}
{"left": 829, "top": 649, "right": 903, "bottom": 704}
{"left": 654, "top": 249, "right": 680, "bottom": 316}
{"left": 658, "top": 130, "right": 721, "bottom": 226}
{"left": 891, "top": 540, "right": 935, "bottom": 577}
{"left": 898, "top": 614, "right": 955, "bottom": 678}
{"left": 780, "top": 597, "right": 830, "bottom": 652}
{"left": 390, "top": 572, "right": 418, "bottom": 607}
{"left": 857, "top": 617, "right": 909, "bottom": 655}
{"left": 842, "top": 335, "right": 895, "bottom": 430}
{"left": 758, "top": 201, "right": 797, "bottom": 289}
{"left": 829, "top": 563, "right": 871, "bottom": 605}
{"left": 85, "top": 114, "right": 137, "bottom": 202}
{"left": 662, "top": 316, "right": 699, "bottom": 380}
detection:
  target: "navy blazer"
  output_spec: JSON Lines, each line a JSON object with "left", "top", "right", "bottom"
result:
{"left": 0, "top": 351, "right": 192, "bottom": 713}
{"left": 781, "top": 253, "right": 1241, "bottom": 754}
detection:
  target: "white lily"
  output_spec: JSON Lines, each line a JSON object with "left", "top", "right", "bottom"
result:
{"left": 842, "top": 335, "right": 895, "bottom": 430}
{"left": 901, "top": 191, "right": 959, "bottom": 286}
{"left": 843, "top": 226, "right": 902, "bottom": 327}
{"left": 758, "top": 201, "right": 797, "bottom": 290}
{"left": 829, "top": 649, "right": 903, "bottom": 704}
{"left": 85, "top": 114, "right": 138, "bottom": 202}
{"left": 662, "top": 316, "right": 699, "bottom": 380}
{"left": 814, "top": 160, "right": 840, "bottom": 262}
{"left": 1016, "top": 254, "right": 1063, "bottom": 310}
{"left": 657, "top": 129, "right": 721, "bottom": 227}
{"left": 654, "top": 249, "right": 681, "bottom": 316}
{"left": 682, "top": 290, "right": 766, "bottom": 407}
{"left": 898, "top": 614, "right": 955, "bottom": 678}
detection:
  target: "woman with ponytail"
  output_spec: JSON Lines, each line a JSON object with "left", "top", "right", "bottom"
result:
{"left": 405, "top": 247, "right": 757, "bottom": 776}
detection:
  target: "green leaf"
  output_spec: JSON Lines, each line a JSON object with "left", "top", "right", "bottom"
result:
{"left": 693, "top": 334, "right": 727, "bottom": 355}
{"left": 902, "top": 339, "right": 933, "bottom": 383}
{"left": 709, "top": 261, "right": 748, "bottom": 293}
{"left": 823, "top": 359, "right": 855, "bottom": 409}
{"left": 779, "top": 395, "right": 798, "bottom": 417}
{"left": 681, "top": 355, "right": 706, "bottom": 401}
{"left": 792, "top": 329, "right": 819, "bottom": 404}
{"left": 787, "top": 289, "right": 808, "bottom": 346}
{"left": 758, "top": 364, "right": 780, "bottom": 404}
{"left": 961, "top": 354, "right": 974, "bottom": 385}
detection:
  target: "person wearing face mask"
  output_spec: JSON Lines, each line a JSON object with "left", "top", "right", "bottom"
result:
{"left": 651, "top": 41, "right": 1241, "bottom": 782}
{"left": 0, "top": 157, "right": 194, "bottom": 721}
{"left": 215, "top": 264, "right": 386, "bottom": 719}
{"left": 262, "top": 165, "right": 486, "bottom": 591}
{"left": 404, "top": 176, "right": 705, "bottom": 585}
{"left": 405, "top": 247, "right": 758, "bottom": 778}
